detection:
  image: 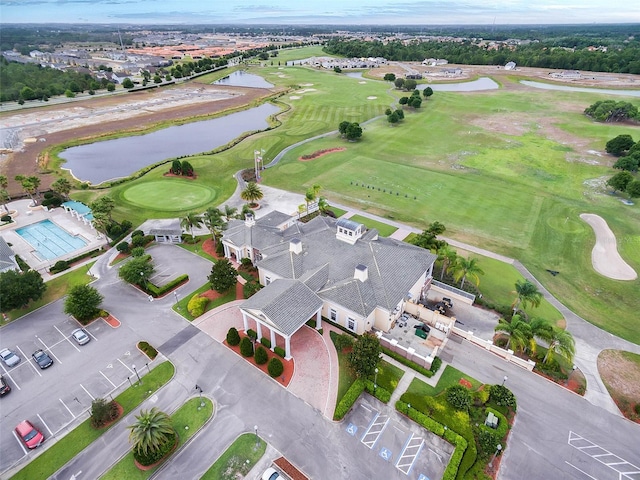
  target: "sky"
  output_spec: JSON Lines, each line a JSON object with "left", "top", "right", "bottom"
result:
{"left": 1, "top": 0, "right": 639, "bottom": 25}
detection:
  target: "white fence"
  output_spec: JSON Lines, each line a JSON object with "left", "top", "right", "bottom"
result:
{"left": 431, "top": 280, "right": 476, "bottom": 305}
{"left": 452, "top": 327, "right": 536, "bottom": 371}
{"left": 376, "top": 331, "right": 436, "bottom": 369}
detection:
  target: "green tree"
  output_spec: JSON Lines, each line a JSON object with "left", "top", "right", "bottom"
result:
{"left": 494, "top": 314, "right": 532, "bottom": 353}
{"left": 240, "top": 182, "right": 264, "bottom": 206}
{"left": 240, "top": 336, "right": 254, "bottom": 357}
{"left": 409, "top": 96, "right": 422, "bottom": 108}
{"left": 107, "top": 83, "right": 115, "bottom": 92}
{"left": 304, "top": 188, "right": 315, "bottom": 216}
{"left": 333, "top": 66, "right": 342, "bottom": 73}
{"left": 542, "top": 327, "right": 576, "bottom": 365}
{"left": 317, "top": 197, "right": 330, "bottom": 215}
{"left": 394, "top": 108, "right": 404, "bottom": 120}
{"left": 180, "top": 212, "right": 202, "bottom": 241}
{"left": 0, "top": 175, "right": 9, "bottom": 199}
{"left": 64, "top": 284, "right": 103, "bottom": 322}
{"left": 51, "top": 178, "right": 72, "bottom": 199}
{"left": 223, "top": 204, "right": 237, "bottom": 221}
{"left": 0, "top": 189, "right": 9, "bottom": 213}
{"left": 394, "top": 78, "right": 405, "bottom": 89}
{"left": 348, "top": 333, "right": 381, "bottom": 378}
{"left": 387, "top": 112, "right": 399, "bottom": 125}
{"left": 528, "top": 318, "right": 554, "bottom": 355}
{"left": 613, "top": 153, "right": 640, "bottom": 172}
{"left": 626, "top": 180, "right": 640, "bottom": 198}
{"left": 0, "top": 269, "right": 46, "bottom": 312}
{"left": 423, "top": 86, "right": 433, "bottom": 98}
{"left": 605, "top": 134, "right": 635, "bottom": 156}
{"left": 118, "top": 256, "right": 155, "bottom": 287}
{"left": 90, "top": 195, "right": 116, "bottom": 222}
{"left": 226, "top": 327, "right": 241, "bottom": 346}
{"left": 607, "top": 171, "right": 634, "bottom": 192}
{"left": 512, "top": 279, "right": 543, "bottom": 315}
{"left": 203, "top": 207, "right": 225, "bottom": 247}
{"left": 383, "top": 73, "right": 396, "bottom": 81}
{"left": 338, "top": 120, "right": 350, "bottom": 137}
{"left": 180, "top": 160, "right": 194, "bottom": 176}
{"left": 399, "top": 96, "right": 409, "bottom": 106}
{"left": 15, "top": 174, "right": 40, "bottom": 204}
{"left": 209, "top": 258, "right": 237, "bottom": 293}
{"left": 437, "top": 245, "right": 458, "bottom": 280}
{"left": 345, "top": 122, "right": 363, "bottom": 141}
{"left": 127, "top": 407, "right": 174, "bottom": 456}
{"left": 404, "top": 78, "right": 417, "bottom": 91}
{"left": 170, "top": 159, "right": 182, "bottom": 175}
{"left": 122, "top": 78, "right": 134, "bottom": 89}
{"left": 154, "top": 75, "right": 162, "bottom": 84}
{"left": 254, "top": 345, "right": 268, "bottom": 365}
{"left": 450, "top": 256, "right": 484, "bottom": 288}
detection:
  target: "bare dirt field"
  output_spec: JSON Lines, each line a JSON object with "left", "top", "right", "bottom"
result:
{"left": 0, "top": 84, "right": 273, "bottom": 195}
{"left": 597, "top": 349, "right": 640, "bottom": 423}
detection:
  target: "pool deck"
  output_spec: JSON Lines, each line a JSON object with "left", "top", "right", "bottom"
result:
{"left": 1, "top": 199, "right": 107, "bottom": 275}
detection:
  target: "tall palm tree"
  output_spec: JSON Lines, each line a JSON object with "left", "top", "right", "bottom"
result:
{"left": 528, "top": 317, "right": 553, "bottom": 355}
{"left": 0, "top": 175, "right": 10, "bottom": 200}
{"left": 451, "top": 257, "right": 484, "bottom": 289}
{"left": 512, "top": 279, "right": 543, "bottom": 315}
{"left": 203, "top": 207, "right": 225, "bottom": 247}
{"left": 180, "top": 212, "right": 202, "bottom": 241}
{"left": 51, "top": 178, "right": 72, "bottom": 200}
{"left": 127, "top": 407, "right": 174, "bottom": 455}
{"left": 237, "top": 203, "right": 253, "bottom": 219}
{"left": 543, "top": 327, "right": 576, "bottom": 365}
{"left": 240, "top": 182, "right": 263, "bottom": 207}
{"left": 437, "top": 245, "right": 457, "bottom": 281}
{"left": 15, "top": 175, "right": 38, "bottom": 205}
{"left": 494, "top": 314, "right": 532, "bottom": 353}
{"left": 223, "top": 204, "right": 237, "bottom": 222}
{"left": 317, "top": 197, "right": 330, "bottom": 215}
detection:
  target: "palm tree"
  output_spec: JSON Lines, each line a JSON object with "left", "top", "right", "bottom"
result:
{"left": 180, "top": 212, "right": 202, "bottom": 241}
{"left": 223, "top": 204, "right": 237, "bottom": 222}
{"left": 437, "top": 245, "right": 458, "bottom": 281}
{"left": 0, "top": 189, "right": 9, "bottom": 214}
{"left": 297, "top": 204, "right": 306, "bottom": 220}
{"left": 512, "top": 279, "right": 543, "bottom": 315}
{"left": 15, "top": 175, "right": 39, "bottom": 205}
{"left": 304, "top": 188, "right": 315, "bottom": 216}
{"left": 91, "top": 212, "right": 110, "bottom": 239}
{"left": 494, "top": 314, "right": 532, "bottom": 353}
{"left": 317, "top": 197, "right": 330, "bottom": 215}
{"left": 450, "top": 257, "right": 484, "bottom": 289}
{"left": 203, "top": 207, "right": 225, "bottom": 247}
{"left": 51, "top": 178, "right": 72, "bottom": 200}
{"left": 127, "top": 407, "right": 174, "bottom": 455}
{"left": 542, "top": 327, "right": 576, "bottom": 365}
{"left": 240, "top": 182, "right": 263, "bottom": 207}
{"left": 237, "top": 203, "right": 252, "bottom": 220}
{"left": 528, "top": 317, "right": 553, "bottom": 355}
{"left": 0, "top": 175, "right": 10, "bottom": 200}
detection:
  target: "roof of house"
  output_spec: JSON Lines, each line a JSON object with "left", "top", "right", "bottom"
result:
{"left": 141, "top": 218, "right": 182, "bottom": 236}
{"left": 241, "top": 279, "right": 324, "bottom": 335}
{"left": 0, "top": 236, "right": 19, "bottom": 273}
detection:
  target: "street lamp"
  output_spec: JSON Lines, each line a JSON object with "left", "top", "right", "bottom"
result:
{"left": 254, "top": 425, "right": 258, "bottom": 444}
{"left": 173, "top": 291, "right": 180, "bottom": 310}
{"left": 195, "top": 384, "right": 204, "bottom": 407}
{"left": 489, "top": 444, "right": 502, "bottom": 468}
{"left": 374, "top": 368, "right": 378, "bottom": 394}
{"left": 132, "top": 364, "right": 141, "bottom": 384}
{"left": 501, "top": 376, "right": 508, "bottom": 386}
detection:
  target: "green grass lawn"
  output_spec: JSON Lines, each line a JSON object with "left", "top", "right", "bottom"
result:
{"left": 177, "top": 235, "right": 217, "bottom": 262}
{"left": 11, "top": 361, "right": 175, "bottom": 480}
{"left": 100, "top": 397, "right": 213, "bottom": 480}
{"left": 173, "top": 282, "right": 237, "bottom": 321}
{"left": 200, "top": 433, "right": 267, "bottom": 480}
{"left": 329, "top": 206, "right": 348, "bottom": 217}
{"left": 404, "top": 365, "right": 482, "bottom": 398}
{"left": 122, "top": 181, "right": 217, "bottom": 211}
{"left": 348, "top": 214, "right": 398, "bottom": 237}
{"left": 4, "top": 262, "right": 95, "bottom": 322}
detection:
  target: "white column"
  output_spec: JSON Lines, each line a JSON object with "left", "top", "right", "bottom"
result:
{"left": 284, "top": 335, "right": 292, "bottom": 360}
{"left": 270, "top": 329, "right": 276, "bottom": 351}
{"left": 241, "top": 311, "right": 248, "bottom": 332}
{"left": 256, "top": 321, "right": 263, "bottom": 340}
{"left": 316, "top": 310, "right": 322, "bottom": 330}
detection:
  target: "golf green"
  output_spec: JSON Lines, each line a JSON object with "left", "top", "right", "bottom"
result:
{"left": 121, "top": 181, "right": 216, "bottom": 211}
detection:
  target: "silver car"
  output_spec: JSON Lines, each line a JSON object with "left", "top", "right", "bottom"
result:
{"left": 0, "top": 348, "right": 21, "bottom": 368}
{"left": 71, "top": 328, "right": 91, "bottom": 345}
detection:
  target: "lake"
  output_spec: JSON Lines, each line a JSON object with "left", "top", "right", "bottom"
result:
{"left": 417, "top": 77, "right": 499, "bottom": 92}
{"left": 520, "top": 80, "right": 640, "bottom": 97}
{"left": 213, "top": 71, "right": 274, "bottom": 89}
{"left": 60, "top": 103, "right": 280, "bottom": 184}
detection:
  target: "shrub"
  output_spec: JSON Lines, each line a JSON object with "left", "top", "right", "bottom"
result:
{"left": 473, "top": 385, "right": 491, "bottom": 406}
{"left": 1, "top": 215, "right": 11, "bottom": 223}
{"left": 133, "top": 431, "right": 177, "bottom": 466}
{"left": 187, "top": 294, "right": 209, "bottom": 318}
{"left": 363, "top": 379, "right": 391, "bottom": 403}
{"left": 334, "top": 379, "right": 365, "bottom": 420}
{"left": 484, "top": 407, "right": 509, "bottom": 438}
{"left": 138, "top": 341, "right": 158, "bottom": 360}
{"left": 116, "top": 242, "right": 130, "bottom": 253}
{"left": 240, "top": 336, "right": 254, "bottom": 357}
{"left": 247, "top": 329, "right": 257, "bottom": 340}
{"left": 260, "top": 337, "right": 271, "bottom": 349}
{"left": 226, "top": 327, "right": 241, "bottom": 346}
{"left": 334, "top": 333, "right": 355, "bottom": 352}
{"left": 49, "top": 259, "right": 70, "bottom": 274}
{"left": 274, "top": 346, "right": 286, "bottom": 358}
{"left": 489, "top": 384, "right": 517, "bottom": 410}
{"left": 430, "top": 356, "right": 442, "bottom": 373}
{"left": 90, "top": 398, "right": 120, "bottom": 428}
{"left": 447, "top": 385, "right": 472, "bottom": 411}
{"left": 131, "top": 235, "right": 146, "bottom": 248}
{"left": 635, "top": 403, "right": 640, "bottom": 415}
{"left": 170, "top": 159, "right": 182, "bottom": 175}
{"left": 145, "top": 274, "right": 188, "bottom": 298}
{"left": 131, "top": 246, "right": 145, "bottom": 257}
{"left": 268, "top": 357, "right": 284, "bottom": 377}
{"left": 254, "top": 345, "right": 268, "bottom": 365}
{"left": 243, "top": 280, "right": 261, "bottom": 298}
{"left": 132, "top": 230, "right": 144, "bottom": 238}
{"left": 478, "top": 428, "right": 502, "bottom": 457}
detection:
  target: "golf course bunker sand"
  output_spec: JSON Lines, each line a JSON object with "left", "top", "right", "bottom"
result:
{"left": 289, "top": 96, "right": 301, "bottom": 100}
{"left": 367, "top": 96, "right": 378, "bottom": 100}
{"left": 580, "top": 213, "right": 637, "bottom": 280}
{"left": 297, "top": 88, "right": 317, "bottom": 93}
{"left": 300, "top": 83, "right": 314, "bottom": 86}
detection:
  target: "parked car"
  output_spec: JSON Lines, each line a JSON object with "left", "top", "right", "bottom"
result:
{"left": 261, "top": 467, "right": 280, "bottom": 480}
{"left": 0, "top": 348, "right": 21, "bottom": 368}
{"left": 15, "top": 420, "right": 44, "bottom": 449}
{"left": 32, "top": 349, "right": 53, "bottom": 369}
{"left": 71, "top": 328, "right": 90, "bottom": 345}
{"left": 0, "top": 375, "right": 11, "bottom": 396}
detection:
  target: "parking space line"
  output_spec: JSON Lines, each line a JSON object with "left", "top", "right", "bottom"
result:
{"left": 86, "top": 328, "right": 98, "bottom": 341}
{"left": 37, "top": 413, "right": 54, "bottom": 436}
{"left": 16, "top": 345, "right": 41, "bottom": 377}
{"left": 59, "top": 398, "right": 76, "bottom": 418}
{"left": 54, "top": 325, "right": 81, "bottom": 352}
{"left": 0, "top": 363, "right": 21, "bottom": 390}
{"left": 568, "top": 431, "right": 640, "bottom": 479}
{"left": 117, "top": 358, "right": 134, "bottom": 373}
{"left": 37, "top": 337, "right": 62, "bottom": 364}
{"left": 566, "top": 462, "right": 598, "bottom": 480}
{"left": 80, "top": 384, "right": 95, "bottom": 400}
{"left": 12, "top": 431, "right": 29, "bottom": 455}
{"left": 100, "top": 371, "right": 117, "bottom": 388}
{"left": 361, "top": 414, "right": 389, "bottom": 449}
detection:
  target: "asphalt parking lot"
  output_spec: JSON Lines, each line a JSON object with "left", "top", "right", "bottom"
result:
{"left": 344, "top": 396, "right": 453, "bottom": 479}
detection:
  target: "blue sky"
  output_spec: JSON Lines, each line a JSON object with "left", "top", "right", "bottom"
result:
{"left": 1, "top": 0, "right": 639, "bottom": 25}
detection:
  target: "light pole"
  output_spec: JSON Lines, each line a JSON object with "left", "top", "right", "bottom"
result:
{"left": 254, "top": 425, "right": 258, "bottom": 445}
{"left": 173, "top": 291, "right": 180, "bottom": 310}
{"left": 132, "top": 364, "right": 141, "bottom": 384}
{"left": 195, "top": 384, "right": 204, "bottom": 407}
{"left": 140, "top": 271, "right": 145, "bottom": 290}
{"left": 489, "top": 444, "right": 502, "bottom": 468}
{"left": 501, "top": 375, "right": 508, "bottom": 386}
{"left": 374, "top": 368, "right": 378, "bottom": 394}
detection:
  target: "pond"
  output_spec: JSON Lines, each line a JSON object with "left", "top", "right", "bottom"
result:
{"left": 520, "top": 80, "right": 640, "bottom": 97}
{"left": 417, "top": 77, "right": 499, "bottom": 92}
{"left": 213, "top": 71, "right": 274, "bottom": 89}
{"left": 345, "top": 72, "right": 364, "bottom": 79}
{"left": 59, "top": 103, "right": 280, "bottom": 184}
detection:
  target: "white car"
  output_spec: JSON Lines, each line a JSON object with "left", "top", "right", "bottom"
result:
{"left": 71, "top": 328, "right": 91, "bottom": 345}
{"left": 262, "top": 467, "right": 280, "bottom": 480}
{"left": 0, "top": 348, "right": 21, "bottom": 368}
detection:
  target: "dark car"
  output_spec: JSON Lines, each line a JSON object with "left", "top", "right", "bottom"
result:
{"left": 32, "top": 349, "right": 53, "bottom": 369}
{"left": 0, "top": 375, "right": 11, "bottom": 396}
{"left": 15, "top": 420, "right": 44, "bottom": 449}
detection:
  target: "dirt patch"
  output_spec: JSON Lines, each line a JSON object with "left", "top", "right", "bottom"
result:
{"left": 162, "top": 172, "right": 197, "bottom": 180}
{"left": 597, "top": 349, "right": 640, "bottom": 423}
{"left": 299, "top": 147, "right": 346, "bottom": 161}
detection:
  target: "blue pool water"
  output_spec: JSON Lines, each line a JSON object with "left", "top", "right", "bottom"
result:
{"left": 16, "top": 220, "right": 87, "bottom": 260}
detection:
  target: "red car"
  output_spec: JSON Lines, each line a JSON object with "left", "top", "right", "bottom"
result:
{"left": 15, "top": 420, "right": 44, "bottom": 449}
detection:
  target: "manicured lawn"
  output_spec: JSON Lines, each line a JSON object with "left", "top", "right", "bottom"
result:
{"left": 329, "top": 206, "right": 348, "bottom": 217}
{"left": 348, "top": 214, "right": 398, "bottom": 237}
{"left": 173, "top": 282, "right": 236, "bottom": 321}
{"left": 11, "top": 361, "right": 175, "bottom": 480}
{"left": 372, "top": 359, "right": 405, "bottom": 393}
{"left": 100, "top": 397, "right": 213, "bottom": 480}
{"left": 4, "top": 262, "right": 95, "bottom": 322}
{"left": 122, "top": 181, "right": 217, "bottom": 211}
{"left": 404, "top": 365, "right": 482, "bottom": 398}
{"left": 200, "top": 433, "right": 267, "bottom": 480}
{"left": 177, "top": 235, "right": 217, "bottom": 262}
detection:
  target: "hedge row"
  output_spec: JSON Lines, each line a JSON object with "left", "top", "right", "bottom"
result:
{"left": 274, "top": 346, "right": 286, "bottom": 358}
{"left": 334, "top": 379, "right": 365, "bottom": 420}
{"left": 396, "top": 400, "right": 468, "bottom": 480}
{"left": 363, "top": 379, "right": 391, "bottom": 404}
{"left": 381, "top": 345, "right": 436, "bottom": 378}
{"left": 260, "top": 337, "right": 271, "bottom": 349}
{"left": 138, "top": 341, "right": 158, "bottom": 360}
{"left": 145, "top": 274, "right": 188, "bottom": 298}
{"left": 49, "top": 248, "right": 103, "bottom": 274}
{"left": 483, "top": 407, "right": 509, "bottom": 439}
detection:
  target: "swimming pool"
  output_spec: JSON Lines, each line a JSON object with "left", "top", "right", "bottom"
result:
{"left": 16, "top": 220, "right": 87, "bottom": 261}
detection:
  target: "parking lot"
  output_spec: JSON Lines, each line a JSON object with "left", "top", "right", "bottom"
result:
{"left": 344, "top": 396, "right": 453, "bottom": 479}
{"left": 0, "top": 314, "right": 152, "bottom": 471}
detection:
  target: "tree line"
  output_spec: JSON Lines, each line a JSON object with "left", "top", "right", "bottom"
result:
{"left": 323, "top": 38, "right": 640, "bottom": 74}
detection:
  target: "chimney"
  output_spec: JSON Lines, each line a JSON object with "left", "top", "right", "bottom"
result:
{"left": 244, "top": 213, "right": 255, "bottom": 227}
{"left": 354, "top": 264, "right": 368, "bottom": 282}
{"left": 289, "top": 238, "right": 302, "bottom": 255}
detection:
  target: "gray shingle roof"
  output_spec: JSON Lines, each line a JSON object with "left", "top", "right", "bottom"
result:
{"left": 0, "top": 236, "right": 18, "bottom": 273}
{"left": 141, "top": 218, "right": 182, "bottom": 236}
{"left": 241, "top": 279, "right": 323, "bottom": 336}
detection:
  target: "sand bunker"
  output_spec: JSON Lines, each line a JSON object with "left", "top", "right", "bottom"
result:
{"left": 367, "top": 96, "right": 378, "bottom": 100}
{"left": 580, "top": 213, "right": 637, "bottom": 280}
{"left": 289, "top": 96, "right": 301, "bottom": 100}
{"left": 297, "top": 88, "right": 317, "bottom": 94}
{"left": 300, "top": 83, "right": 314, "bottom": 87}
{"left": 359, "top": 81, "right": 367, "bottom": 84}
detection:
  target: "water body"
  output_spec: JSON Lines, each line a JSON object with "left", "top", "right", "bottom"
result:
{"left": 520, "top": 80, "right": 640, "bottom": 97}
{"left": 417, "top": 77, "right": 499, "bottom": 92}
{"left": 213, "top": 71, "right": 274, "bottom": 88}
{"left": 60, "top": 103, "right": 280, "bottom": 184}
{"left": 345, "top": 72, "right": 364, "bottom": 79}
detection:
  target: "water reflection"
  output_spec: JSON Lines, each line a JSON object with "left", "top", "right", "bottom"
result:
{"left": 417, "top": 77, "right": 499, "bottom": 92}
{"left": 213, "top": 71, "right": 274, "bottom": 89}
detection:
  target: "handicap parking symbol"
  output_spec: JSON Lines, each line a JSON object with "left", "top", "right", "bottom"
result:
{"left": 418, "top": 475, "right": 430, "bottom": 480}
{"left": 346, "top": 423, "right": 358, "bottom": 436}
{"left": 379, "top": 447, "right": 392, "bottom": 462}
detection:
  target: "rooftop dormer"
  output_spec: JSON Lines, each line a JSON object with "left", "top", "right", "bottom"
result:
{"left": 336, "top": 218, "right": 365, "bottom": 245}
